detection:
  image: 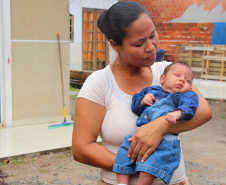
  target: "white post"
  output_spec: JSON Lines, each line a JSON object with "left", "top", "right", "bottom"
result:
{"left": 1, "top": 0, "right": 12, "bottom": 127}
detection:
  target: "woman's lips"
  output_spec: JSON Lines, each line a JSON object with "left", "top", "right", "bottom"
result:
{"left": 146, "top": 53, "right": 156, "bottom": 60}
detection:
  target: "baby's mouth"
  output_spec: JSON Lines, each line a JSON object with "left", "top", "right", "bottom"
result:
{"left": 176, "top": 84, "right": 183, "bottom": 88}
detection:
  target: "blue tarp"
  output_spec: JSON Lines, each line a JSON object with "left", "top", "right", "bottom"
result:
{"left": 211, "top": 22, "right": 226, "bottom": 45}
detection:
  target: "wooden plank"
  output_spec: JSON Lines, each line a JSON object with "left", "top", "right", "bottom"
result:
{"left": 188, "top": 44, "right": 193, "bottom": 67}
{"left": 192, "top": 58, "right": 203, "bottom": 62}
{"left": 175, "top": 44, "right": 179, "bottom": 62}
{"left": 221, "top": 46, "right": 226, "bottom": 81}
{"left": 191, "top": 67, "right": 207, "bottom": 72}
{"left": 185, "top": 46, "right": 214, "bottom": 51}
{"left": 203, "top": 56, "right": 226, "bottom": 61}
{"left": 178, "top": 53, "right": 189, "bottom": 57}
{"left": 201, "top": 74, "right": 226, "bottom": 81}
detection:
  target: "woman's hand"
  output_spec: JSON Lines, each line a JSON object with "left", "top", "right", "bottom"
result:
{"left": 127, "top": 117, "right": 167, "bottom": 163}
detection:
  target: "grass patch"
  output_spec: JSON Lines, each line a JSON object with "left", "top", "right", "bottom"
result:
{"left": 219, "top": 114, "right": 226, "bottom": 119}
{"left": 70, "top": 95, "right": 77, "bottom": 100}
{"left": 56, "top": 153, "right": 66, "bottom": 159}
{"left": 70, "top": 85, "right": 80, "bottom": 92}
{"left": 10, "top": 157, "right": 27, "bottom": 165}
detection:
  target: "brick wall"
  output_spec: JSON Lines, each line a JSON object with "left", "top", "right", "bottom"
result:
{"left": 133, "top": 0, "right": 226, "bottom": 62}
{"left": 156, "top": 23, "right": 214, "bottom": 62}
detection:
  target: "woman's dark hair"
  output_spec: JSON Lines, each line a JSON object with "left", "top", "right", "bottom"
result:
{"left": 97, "top": 1, "right": 151, "bottom": 46}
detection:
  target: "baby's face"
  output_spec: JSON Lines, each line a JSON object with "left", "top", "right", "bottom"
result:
{"left": 160, "top": 64, "right": 193, "bottom": 93}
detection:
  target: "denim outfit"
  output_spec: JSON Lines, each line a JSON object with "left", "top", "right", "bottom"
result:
{"left": 113, "top": 86, "right": 198, "bottom": 184}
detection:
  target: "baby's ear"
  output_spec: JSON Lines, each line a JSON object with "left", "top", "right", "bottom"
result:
{"left": 160, "top": 74, "right": 165, "bottom": 84}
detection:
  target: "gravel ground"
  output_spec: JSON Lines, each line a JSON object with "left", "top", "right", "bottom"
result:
{"left": 0, "top": 100, "right": 225, "bottom": 185}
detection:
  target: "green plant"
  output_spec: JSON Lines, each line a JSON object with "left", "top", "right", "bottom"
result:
{"left": 39, "top": 169, "right": 51, "bottom": 173}
{"left": 36, "top": 178, "right": 48, "bottom": 185}
{"left": 220, "top": 114, "right": 226, "bottom": 119}
{"left": 11, "top": 157, "right": 27, "bottom": 165}
{"left": 57, "top": 166, "right": 62, "bottom": 171}
{"left": 56, "top": 153, "right": 65, "bottom": 159}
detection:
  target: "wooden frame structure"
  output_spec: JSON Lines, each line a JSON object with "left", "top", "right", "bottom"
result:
{"left": 175, "top": 44, "right": 226, "bottom": 81}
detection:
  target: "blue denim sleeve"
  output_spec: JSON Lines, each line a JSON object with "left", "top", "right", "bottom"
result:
{"left": 175, "top": 91, "right": 199, "bottom": 121}
{"left": 131, "top": 87, "right": 150, "bottom": 117}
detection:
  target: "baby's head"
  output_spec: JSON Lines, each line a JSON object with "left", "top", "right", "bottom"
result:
{"left": 160, "top": 62, "right": 193, "bottom": 93}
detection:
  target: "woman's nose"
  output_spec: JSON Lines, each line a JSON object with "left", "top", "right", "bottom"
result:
{"left": 145, "top": 39, "right": 155, "bottom": 52}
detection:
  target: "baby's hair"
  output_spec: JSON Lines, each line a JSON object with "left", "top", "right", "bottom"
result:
{"left": 163, "top": 62, "right": 194, "bottom": 80}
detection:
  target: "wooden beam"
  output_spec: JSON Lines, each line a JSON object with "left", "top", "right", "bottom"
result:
{"left": 221, "top": 46, "right": 226, "bottom": 81}
{"left": 191, "top": 67, "right": 207, "bottom": 72}
{"left": 185, "top": 46, "right": 214, "bottom": 51}
{"left": 201, "top": 74, "right": 226, "bottom": 81}
{"left": 203, "top": 56, "right": 226, "bottom": 61}
{"left": 188, "top": 44, "right": 193, "bottom": 67}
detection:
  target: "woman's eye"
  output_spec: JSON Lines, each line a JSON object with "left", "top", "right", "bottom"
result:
{"left": 150, "top": 35, "right": 155, "bottom": 39}
{"left": 135, "top": 43, "right": 143, "bottom": 47}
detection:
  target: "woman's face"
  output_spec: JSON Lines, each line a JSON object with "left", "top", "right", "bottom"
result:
{"left": 119, "top": 13, "right": 159, "bottom": 67}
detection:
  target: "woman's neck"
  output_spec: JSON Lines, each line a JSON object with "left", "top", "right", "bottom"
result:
{"left": 110, "top": 59, "right": 142, "bottom": 77}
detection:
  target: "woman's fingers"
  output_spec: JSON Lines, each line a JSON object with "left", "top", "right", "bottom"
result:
{"left": 140, "top": 147, "right": 154, "bottom": 163}
{"left": 136, "top": 147, "right": 148, "bottom": 163}
{"left": 127, "top": 136, "right": 137, "bottom": 159}
{"left": 130, "top": 144, "right": 141, "bottom": 163}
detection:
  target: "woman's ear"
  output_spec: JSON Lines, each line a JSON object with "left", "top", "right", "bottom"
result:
{"left": 160, "top": 74, "right": 165, "bottom": 84}
{"left": 109, "top": 39, "right": 119, "bottom": 53}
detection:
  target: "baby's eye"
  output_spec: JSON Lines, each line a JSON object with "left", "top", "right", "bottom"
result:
{"left": 186, "top": 80, "right": 190, "bottom": 83}
{"left": 175, "top": 74, "right": 179, "bottom": 77}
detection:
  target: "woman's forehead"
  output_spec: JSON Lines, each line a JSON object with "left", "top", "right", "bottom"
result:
{"left": 124, "top": 13, "right": 155, "bottom": 41}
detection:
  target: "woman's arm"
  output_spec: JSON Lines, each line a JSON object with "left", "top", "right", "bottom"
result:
{"left": 127, "top": 83, "right": 212, "bottom": 163}
{"left": 72, "top": 98, "right": 115, "bottom": 170}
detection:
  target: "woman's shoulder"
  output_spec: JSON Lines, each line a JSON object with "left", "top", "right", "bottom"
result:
{"left": 151, "top": 61, "right": 172, "bottom": 86}
{"left": 84, "top": 64, "right": 110, "bottom": 83}
{"left": 151, "top": 61, "right": 172, "bottom": 70}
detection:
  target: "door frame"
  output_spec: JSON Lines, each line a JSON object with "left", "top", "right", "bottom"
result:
{"left": 82, "top": 8, "right": 109, "bottom": 71}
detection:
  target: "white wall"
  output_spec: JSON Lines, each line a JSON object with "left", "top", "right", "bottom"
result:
{"left": 70, "top": 0, "right": 117, "bottom": 70}
{"left": 0, "top": 0, "right": 2, "bottom": 124}
{"left": 0, "top": 0, "right": 12, "bottom": 127}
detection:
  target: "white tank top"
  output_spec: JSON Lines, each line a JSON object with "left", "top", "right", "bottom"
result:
{"left": 77, "top": 62, "right": 186, "bottom": 185}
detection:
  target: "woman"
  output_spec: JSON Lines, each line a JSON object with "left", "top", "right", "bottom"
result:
{"left": 72, "top": 1, "right": 212, "bottom": 185}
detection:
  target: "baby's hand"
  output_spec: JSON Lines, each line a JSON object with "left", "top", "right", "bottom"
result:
{"left": 165, "top": 110, "right": 182, "bottom": 124}
{"left": 140, "top": 94, "right": 155, "bottom": 106}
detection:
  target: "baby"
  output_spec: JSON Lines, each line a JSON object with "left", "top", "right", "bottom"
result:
{"left": 113, "top": 62, "right": 199, "bottom": 185}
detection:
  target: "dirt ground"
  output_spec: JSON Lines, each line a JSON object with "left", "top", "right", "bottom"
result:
{"left": 0, "top": 99, "right": 226, "bottom": 185}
